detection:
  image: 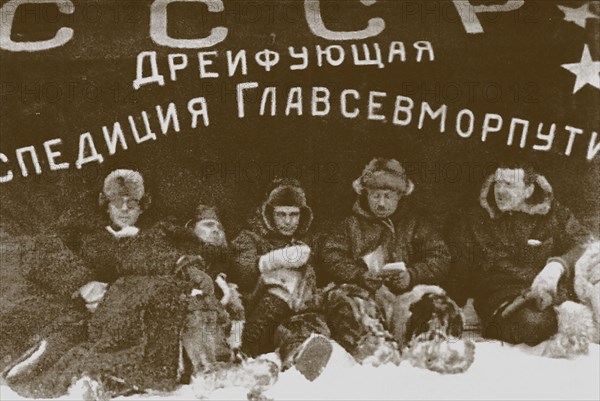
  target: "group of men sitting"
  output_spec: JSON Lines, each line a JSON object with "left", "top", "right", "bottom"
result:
{"left": 0, "top": 157, "right": 597, "bottom": 399}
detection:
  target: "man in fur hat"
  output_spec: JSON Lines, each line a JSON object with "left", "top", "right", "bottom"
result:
{"left": 3, "top": 169, "right": 195, "bottom": 398}
{"left": 321, "top": 158, "right": 451, "bottom": 363}
{"left": 230, "top": 178, "right": 332, "bottom": 382}
{"left": 164, "top": 204, "right": 245, "bottom": 360}
{"left": 166, "top": 204, "right": 230, "bottom": 279}
{"left": 447, "top": 164, "right": 591, "bottom": 345}
{"left": 1, "top": 169, "right": 152, "bottom": 392}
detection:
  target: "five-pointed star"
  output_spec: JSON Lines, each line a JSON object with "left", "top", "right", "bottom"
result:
{"left": 562, "top": 44, "right": 600, "bottom": 93}
{"left": 557, "top": 3, "right": 599, "bottom": 28}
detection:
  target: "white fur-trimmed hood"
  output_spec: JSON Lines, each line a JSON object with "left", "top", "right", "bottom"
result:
{"left": 479, "top": 173, "right": 554, "bottom": 219}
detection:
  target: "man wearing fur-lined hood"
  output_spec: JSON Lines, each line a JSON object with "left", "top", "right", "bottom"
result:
{"left": 321, "top": 158, "right": 451, "bottom": 363}
{"left": 230, "top": 178, "right": 332, "bottom": 382}
{"left": 447, "top": 164, "right": 592, "bottom": 345}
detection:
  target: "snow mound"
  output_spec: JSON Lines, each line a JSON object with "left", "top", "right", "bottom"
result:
{"left": 2, "top": 342, "right": 599, "bottom": 401}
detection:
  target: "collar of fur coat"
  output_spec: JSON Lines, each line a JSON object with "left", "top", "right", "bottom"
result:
{"left": 353, "top": 200, "right": 382, "bottom": 222}
{"left": 479, "top": 173, "right": 554, "bottom": 219}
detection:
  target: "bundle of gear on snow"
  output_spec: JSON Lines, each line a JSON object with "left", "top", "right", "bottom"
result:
{"left": 191, "top": 352, "right": 281, "bottom": 401}
{"left": 573, "top": 241, "right": 600, "bottom": 344}
{"left": 396, "top": 286, "right": 475, "bottom": 374}
{"left": 539, "top": 241, "right": 600, "bottom": 359}
{"left": 324, "top": 284, "right": 474, "bottom": 374}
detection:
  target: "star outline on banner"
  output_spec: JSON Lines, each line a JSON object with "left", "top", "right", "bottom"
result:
{"left": 561, "top": 44, "right": 600, "bottom": 94}
{"left": 557, "top": 3, "right": 599, "bottom": 29}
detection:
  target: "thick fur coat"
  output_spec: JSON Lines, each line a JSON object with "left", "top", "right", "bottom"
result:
{"left": 447, "top": 173, "right": 591, "bottom": 320}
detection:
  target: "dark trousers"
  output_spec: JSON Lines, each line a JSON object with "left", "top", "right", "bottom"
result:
{"left": 242, "top": 293, "right": 330, "bottom": 358}
{"left": 483, "top": 303, "right": 558, "bottom": 346}
{"left": 322, "top": 284, "right": 382, "bottom": 356}
{"left": 275, "top": 312, "right": 330, "bottom": 363}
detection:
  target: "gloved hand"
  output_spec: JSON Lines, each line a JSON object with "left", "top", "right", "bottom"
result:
{"left": 361, "top": 270, "right": 383, "bottom": 292}
{"left": 78, "top": 281, "right": 108, "bottom": 312}
{"left": 529, "top": 261, "right": 564, "bottom": 310}
{"left": 293, "top": 243, "right": 311, "bottom": 267}
{"left": 381, "top": 269, "right": 411, "bottom": 294}
{"left": 259, "top": 244, "right": 311, "bottom": 272}
{"left": 106, "top": 225, "right": 139, "bottom": 238}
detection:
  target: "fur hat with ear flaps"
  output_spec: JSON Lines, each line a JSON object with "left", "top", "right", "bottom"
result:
{"left": 261, "top": 178, "right": 313, "bottom": 236}
{"left": 353, "top": 158, "right": 414, "bottom": 196}
{"left": 185, "top": 204, "right": 221, "bottom": 229}
{"left": 99, "top": 169, "right": 148, "bottom": 209}
{"left": 103, "top": 169, "right": 144, "bottom": 200}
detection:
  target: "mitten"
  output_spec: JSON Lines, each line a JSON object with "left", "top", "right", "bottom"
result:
{"left": 77, "top": 281, "right": 108, "bottom": 312}
{"left": 106, "top": 225, "right": 139, "bottom": 238}
{"left": 530, "top": 261, "right": 564, "bottom": 310}
{"left": 259, "top": 244, "right": 311, "bottom": 272}
{"left": 405, "top": 332, "right": 475, "bottom": 374}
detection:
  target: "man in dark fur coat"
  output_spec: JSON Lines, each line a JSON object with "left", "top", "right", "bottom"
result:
{"left": 163, "top": 204, "right": 245, "bottom": 356}
{"left": 446, "top": 164, "right": 591, "bottom": 345}
{"left": 321, "top": 158, "right": 451, "bottom": 363}
{"left": 230, "top": 178, "right": 332, "bottom": 382}
{"left": 2, "top": 169, "right": 197, "bottom": 398}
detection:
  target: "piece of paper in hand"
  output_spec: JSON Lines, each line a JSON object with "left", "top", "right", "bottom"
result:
{"left": 362, "top": 245, "right": 386, "bottom": 273}
{"left": 383, "top": 262, "right": 407, "bottom": 272}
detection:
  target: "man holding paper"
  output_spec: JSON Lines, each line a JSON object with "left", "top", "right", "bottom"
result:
{"left": 321, "top": 158, "right": 451, "bottom": 362}
{"left": 231, "top": 178, "right": 332, "bottom": 381}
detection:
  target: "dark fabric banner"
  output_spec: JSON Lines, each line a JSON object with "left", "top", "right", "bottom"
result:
{"left": 1, "top": 0, "right": 599, "bottom": 235}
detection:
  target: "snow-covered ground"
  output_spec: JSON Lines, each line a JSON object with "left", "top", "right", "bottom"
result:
{"left": 2, "top": 341, "right": 599, "bottom": 401}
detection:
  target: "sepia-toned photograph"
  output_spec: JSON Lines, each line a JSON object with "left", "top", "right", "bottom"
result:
{"left": 1, "top": 1, "right": 599, "bottom": 400}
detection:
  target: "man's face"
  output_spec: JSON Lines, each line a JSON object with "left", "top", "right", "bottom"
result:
{"left": 273, "top": 206, "right": 301, "bottom": 237}
{"left": 107, "top": 196, "right": 142, "bottom": 229}
{"left": 367, "top": 189, "right": 401, "bottom": 219}
{"left": 494, "top": 168, "right": 534, "bottom": 212}
{"left": 194, "top": 219, "right": 226, "bottom": 246}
